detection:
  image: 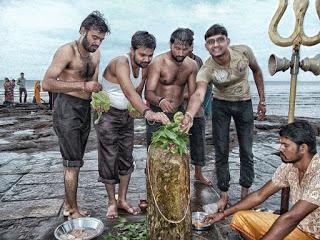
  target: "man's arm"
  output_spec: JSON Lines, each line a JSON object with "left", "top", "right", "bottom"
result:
{"left": 205, "top": 180, "right": 281, "bottom": 223}
{"left": 114, "top": 59, "right": 169, "bottom": 124}
{"left": 262, "top": 200, "right": 319, "bottom": 240}
{"left": 180, "top": 81, "right": 207, "bottom": 131}
{"left": 145, "top": 59, "right": 162, "bottom": 106}
{"left": 145, "top": 58, "right": 175, "bottom": 113}
{"left": 186, "top": 62, "right": 197, "bottom": 100}
{"left": 90, "top": 53, "right": 100, "bottom": 83}
{"left": 42, "top": 45, "right": 101, "bottom": 93}
{"left": 249, "top": 60, "right": 266, "bottom": 119}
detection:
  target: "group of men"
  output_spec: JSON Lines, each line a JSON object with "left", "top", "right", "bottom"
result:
{"left": 42, "top": 11, "right": 319, "bottom": 239}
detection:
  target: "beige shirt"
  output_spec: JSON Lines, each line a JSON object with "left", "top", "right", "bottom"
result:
{"left": 196, "top": 45, "right": 257, "bottom": 101}
{"left": 272, "top": 154, "right": 320, "bottom": 239}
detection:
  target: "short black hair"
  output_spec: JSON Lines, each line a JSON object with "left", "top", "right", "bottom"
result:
{"left": 80, "top": 11, "right": 110, "bottom": 34}
{"left": 279, "top": 120, "right": 317, "bottom": 155}
{"left": 131, "top": 31, "right": 156, "bottom": 50}
{"left": 170, "top": 28, "right": 194, "bottom": 46}
{"left": 204, "top": 24, "right": 228, "bottom": 40}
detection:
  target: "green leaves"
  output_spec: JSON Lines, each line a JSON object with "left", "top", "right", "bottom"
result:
{"left": 103, "top": 218, "right": 147, "bottom": 240}
{"left": 151, "top": 112, "right": 188, "bottom": 156}
{"left": 91, "top": 91, "right": 110, "bottom": 124}
{"left": 127, "top": 102, "right": 142, "bottom": 118}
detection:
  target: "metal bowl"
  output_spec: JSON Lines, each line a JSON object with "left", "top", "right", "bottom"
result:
{"left": 54, "top": 217, "right": 104, "bottom": 240}
{"left": 192, "top": 211, "right": 212, "bottom": 231}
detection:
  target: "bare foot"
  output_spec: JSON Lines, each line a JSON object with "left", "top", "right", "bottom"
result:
{"left": 63, "top": 209, "right": 90, "bottom": 217}
{"left": 69, "top": 211, "right": 89, "bottom": 219}
{"left": 195, "top": 174, "right": 213, "bottom": 186}
{"left": 241, "top": 187, "right": 249, "bottom": 200}
{"left": 216, "top": 192, "right": 228, "bottom": 211}
{"left": 106, "top": 203, "right": 118, "bottom": 219}
{"left": 194, "top": 166, "right": 212, "bottom": 186}
{"left": 118, "top": 200, "right": 139, "bottom": 215}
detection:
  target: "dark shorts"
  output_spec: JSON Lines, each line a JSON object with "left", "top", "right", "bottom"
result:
{"left": 94, "top": 107, "right": 134, "bottom": 184}
{"left": 53, "top": 93, "right": 91, "bottom": 167}
{"left": 189, "top": 117, "right": 206, "bottom": 166}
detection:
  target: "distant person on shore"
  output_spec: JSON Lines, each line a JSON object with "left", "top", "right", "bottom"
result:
{"left": 10, "top": 79, "right": 16, "bottom": 103}
{"left": 42, "top": 11, "right": 110, "bottom": 219}
{"left": 181, "top": 24, "right": 266, "bottom": 211}
{"left": 204, "top": 121, "right": 320, "bottom": 240}
{"left": 3, "top": 77, "right": 12, "bottom": 105}
{"left": 17, "top": 72, "right": 27, "bottom": 103}
{"left": 33, "top": 80, "right": 42, "bottom": 104}
{"left": 95, "top": 31, "right": 169, "bottom": 219}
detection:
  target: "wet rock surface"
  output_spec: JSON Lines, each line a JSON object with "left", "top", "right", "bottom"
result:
{"left": 0, "top": 104, "right": 319, "bottom": 240}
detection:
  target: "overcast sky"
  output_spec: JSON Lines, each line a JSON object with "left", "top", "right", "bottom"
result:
{"left": 0, "top": 0, "right": 319, "bottom": 81}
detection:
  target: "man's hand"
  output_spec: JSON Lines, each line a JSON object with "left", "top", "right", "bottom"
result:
{"left": 203, "top": 212, "right": 225, "bottom": 224}
{"left": 159, "top": 98, "right": 175, "bottom": 113}
{"left": 257, "top": 101, "right": 266, "bottom": 120}
{"left": 179, "top": 112, "right": 193, "bottom": 132}
{"left": 146, "top": 111, "right": 170, "bottom": 125}
{"left": 84, "top": 81, "right": 102, "bottom": 93}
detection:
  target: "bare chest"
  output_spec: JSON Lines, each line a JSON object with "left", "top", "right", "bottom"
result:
{"left": 160, "top": 64, "right": 190, "bottom": 86}
{"left": 67, "top": 57, "right": 97, "bottom": 81}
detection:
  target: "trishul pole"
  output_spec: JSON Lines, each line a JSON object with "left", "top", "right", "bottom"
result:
{"left": 268, "top": 0, "right": 320, "bottom": 214}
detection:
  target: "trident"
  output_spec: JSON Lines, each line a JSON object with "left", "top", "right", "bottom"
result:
{"left": 268, "top": 0, "right": 320, "bottom": 214}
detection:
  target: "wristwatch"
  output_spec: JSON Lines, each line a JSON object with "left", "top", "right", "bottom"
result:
{"left": 259, "top": 101, "right": 266, "bottom": 106}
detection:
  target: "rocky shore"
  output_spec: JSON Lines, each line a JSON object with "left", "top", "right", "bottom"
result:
{"left": 0, "top": 103, "right": 319, "bottom": 240}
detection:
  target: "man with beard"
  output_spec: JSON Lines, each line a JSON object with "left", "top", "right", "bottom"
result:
{"left": 43, "top": 11, "right": 110, "bottom": 219}
{"left": 181, "top": 24, "right": 266, "bottom": 211}
{"left": 95, "top": 31, "right": 170, "bottom": 219}
{"left": 203, "top": 121, "right": 320, "bottom": 240}
{"left": 145, "top": 28, "right": 197, "bottom": 147}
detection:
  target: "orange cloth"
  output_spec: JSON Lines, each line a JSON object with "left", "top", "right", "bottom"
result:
{"left": 230, "top": 210, "right": 316, "bottom": 240}
{"left": 34, "top": 80, "right": 41, "bottom": 104}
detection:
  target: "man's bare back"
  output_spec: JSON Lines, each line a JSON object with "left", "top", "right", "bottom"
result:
{"left": 146, "top": 51, "right": 197, "bottom": 112}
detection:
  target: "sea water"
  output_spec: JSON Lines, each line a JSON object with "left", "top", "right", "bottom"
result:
{"left": 0, "top": 80, "right": 319, "bottom": 119}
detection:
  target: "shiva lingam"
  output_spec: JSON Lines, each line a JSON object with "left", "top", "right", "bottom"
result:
{"left": 268, "top": 0, "right": 320, "bottom": 214}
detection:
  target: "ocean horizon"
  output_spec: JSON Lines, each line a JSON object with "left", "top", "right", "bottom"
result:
{"left": 1, "top": 80, "right": 319, "bottom": 119}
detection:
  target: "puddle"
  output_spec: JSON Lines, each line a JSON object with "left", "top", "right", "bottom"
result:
{"left": 0, "top": 139, "right": 10, "bottom": 144}
{"left": 0, "top": 119, "right": 18, "bottom": 126}
{"left": 12, "top": 129, "right": 35, "bottom": 136}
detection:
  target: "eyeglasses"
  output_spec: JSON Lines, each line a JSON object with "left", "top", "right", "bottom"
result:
{"left": 206, "top": 37, "right": 227, "bottom": 46}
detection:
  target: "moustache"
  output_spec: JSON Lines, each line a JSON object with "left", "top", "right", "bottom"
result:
{"left": 140, "top": 62, "right": 151, "bottom": 67}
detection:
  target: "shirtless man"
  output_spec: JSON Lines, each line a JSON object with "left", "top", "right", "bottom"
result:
{"left": 42, "top": 11, "right": 110, "bottom": 219}
{"left": 145, "top": 28, "right": 197, "bottom": 146}
{"left": 95, "top": 31, "right": 169, "bottom": 219}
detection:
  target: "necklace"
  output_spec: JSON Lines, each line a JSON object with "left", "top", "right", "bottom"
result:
{"left": 75, "top": 41, "right": 90, "bottom": 58}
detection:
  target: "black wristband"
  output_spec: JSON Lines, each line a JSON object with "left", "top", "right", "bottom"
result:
{"left": 158, "top": 97, "right": 165, "bottom": 105}
{"left": 142, "top": 108, "right": 151, "bottom": 117}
